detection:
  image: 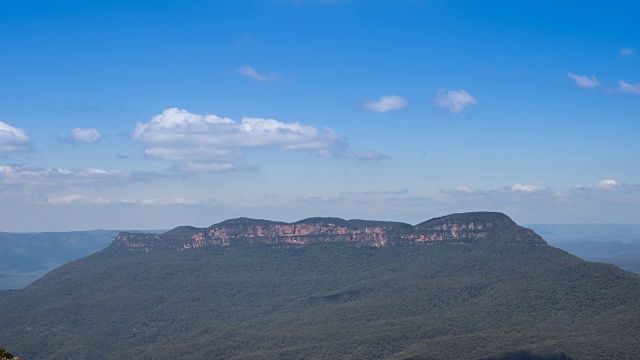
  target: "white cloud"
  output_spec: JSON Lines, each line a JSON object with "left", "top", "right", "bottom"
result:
{"left": 133, "top": 108, "right": 342, "bottom": 161}
{"left": 439, "top": 180, "right": 640, "bottom": 210}
{"left": 440, "top": 183, "right": 556, "bottom": 206}
{"left": 567, "top": 72, "right": 601, "bottom": 89}
{"left": 595, "top": 179, "right": 619, "bottom": 188}
{"left": 143, "top": 147, "right": 241, "bottom": 161}
{"left": 133, "top": 108, "right": 384, "bottom": 170}
{"left": 48, "top": 195, "right": 111, "bottom": 204}
{"left": 362, "top": 95, "right": 408, "bottom": 113}
{"left": 575, "top": 179, "right": 623, "bottom": 190}
{"left": 48, "top": 195, "right": 200, "bottom": 205}
{"left": 0, "top": 163, "right": 164, "bottom": 190}
{"left": 237, "top": 65, "right": 281, "bottom": 81}
{"left": 616, "top": 80, "right": 640, "bottom": 95}
{"left": 70, "top": 128, "right": 102, "bottom": 143}
{"left": 571, "top": 180, "right": 640, "bottom": 204}
{"left": 510, "top": 184, "right": 544, "bottom": 193}
{"left": 439, "top": 181, "right": 640, "bottom": 210}
{"left": 0, "top": 121, "right": 32, "bottom": 152}
{"left": 433, "top": 89, "right": 478, "bottom": 114}
{"left": 440, "top": 186, "right": 472, "bottom": 194}
{"left": 620, "top": 48, "right": 634, "bottom": 56}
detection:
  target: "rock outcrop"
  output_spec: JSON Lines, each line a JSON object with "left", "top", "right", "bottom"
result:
{"left": 113, "top": 212, "right": 547, "bottom": 251}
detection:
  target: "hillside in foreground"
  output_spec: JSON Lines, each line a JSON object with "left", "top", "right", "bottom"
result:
{"left": 0, "top": 212, "right": 639, "bottom": 359}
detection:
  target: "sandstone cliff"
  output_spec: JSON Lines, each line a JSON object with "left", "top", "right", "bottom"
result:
{"left": 113, "top": 212, "right": 547, "bottom": 251}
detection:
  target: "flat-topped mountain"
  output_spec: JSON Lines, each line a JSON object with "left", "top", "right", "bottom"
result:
{"left": 1, "top": 212, "right": 639, "bottom": 359}
{"left": 114, "top": 211, "right": 546, "bottom": 250}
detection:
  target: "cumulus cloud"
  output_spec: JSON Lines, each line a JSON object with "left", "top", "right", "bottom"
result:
{"left": 362, "top": 95, "right": 408, "bottom": 113}
{"left": 133, "top": 108, "right": 384, "bottom": 171}
{"left": 134, "top": 108, "right": 342, "bottom": 160}
{"left": 0, "top": 121, "right": 32, "bottom": 152}
{"left": 70, "top": 127, "right": 102, "bottom": 143}
{"left": 567, "top": 72, "right": 601, "bottom": 89}
{"left": 616, "top": 80, "right": 640, "bottom": 95}
{"left": 620, "top": 48, "right": 634, "bottom": 56}
{"left": 594, "top": 179, "right": 619, "bottom": 188}
{"left": 433, "top": 89, "right": 478, "bottom": 114}
{"left": 237, "top": 65, "right": 281, "bottom": 81}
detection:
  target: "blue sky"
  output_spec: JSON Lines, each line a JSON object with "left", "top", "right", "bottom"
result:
{"left": 1, "top": 0, "right": 639, "bottom": 231}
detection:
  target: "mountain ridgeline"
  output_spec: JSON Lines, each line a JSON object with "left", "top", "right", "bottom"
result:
{"left": 1, "top": 212, "right": 640, "bottom": 360}
{"left": 114, "top": 212, "right": 546, "bottom": 250}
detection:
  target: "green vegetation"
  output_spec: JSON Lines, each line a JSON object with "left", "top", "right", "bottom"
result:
{"left": 0, "top": 347, "right": 15, "bottom": 359}
{"left": 162, "top": 226, "right": 203, "bottom": 237}
{"left": 213, "top": 217, "right": 287, "bottom": 228}
{"left": 1, "top": 246, "right": 638, "bottom": 359}
{"left": 1, "top": 214, "right": 639, "bottom": 359}
{"left": 208, "top": 216, "right": 414, "bottom": 231}
{"left": 345, "top": 219, "right": 414, "bottom": 230}
{"left": 415, "top": 211, "right": 513, "bottom": 229}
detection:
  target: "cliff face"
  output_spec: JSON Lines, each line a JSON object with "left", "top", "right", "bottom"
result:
{"left": 113, "top": 212, "right": 547, "bottom": 251}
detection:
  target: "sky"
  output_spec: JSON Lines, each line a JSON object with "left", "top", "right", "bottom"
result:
{"left": 1, "top": 0, "right": 639, "bottom": 231}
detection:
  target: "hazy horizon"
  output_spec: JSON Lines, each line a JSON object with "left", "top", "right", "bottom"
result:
{"left": 4, "top": 218, "right": 640, "bottom": 234}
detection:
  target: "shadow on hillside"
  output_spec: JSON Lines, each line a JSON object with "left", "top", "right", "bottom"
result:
{"left": 485, "top": 351, "right": 570, "bottom": 360}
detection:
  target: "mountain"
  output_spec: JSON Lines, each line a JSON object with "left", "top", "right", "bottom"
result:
{"left": 113, "top": 212, "right": 542, "bottom": 250}
{"left": 1, "top": 212, "right": 639, "bottom": 359}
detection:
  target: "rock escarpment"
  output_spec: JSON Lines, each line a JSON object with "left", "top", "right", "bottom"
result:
{"left": 113, "top": 212, "right": 547, "bottom": 251}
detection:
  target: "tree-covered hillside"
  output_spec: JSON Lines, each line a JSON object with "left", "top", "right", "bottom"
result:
{"left": 1, "top": 213, "right": 639, "bottom": 359}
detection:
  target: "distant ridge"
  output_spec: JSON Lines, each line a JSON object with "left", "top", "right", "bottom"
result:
{"left": 114, "top": 211, "right": 547, "bottom": 250}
